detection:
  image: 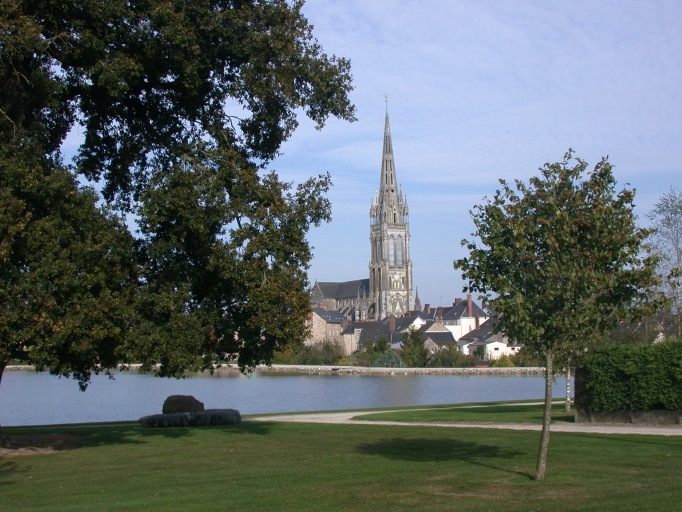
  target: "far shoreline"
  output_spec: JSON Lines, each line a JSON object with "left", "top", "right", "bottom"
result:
{"left": 4, "top": 363, "right": 546, "bottom": 376}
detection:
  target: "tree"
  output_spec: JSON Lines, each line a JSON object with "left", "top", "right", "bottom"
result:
{"left": 647, "top": 187, "right": 682, "bottom": 337}
{"left": 1, "top": 1, "right": 355, "bottom": 381}
{"left": 355, "top": 337, "right": 389, "bottom": 366}
{"left": 454, "top": 151, "right": 663, "bottom": 480}
{"left": 0, "top": 143, "right": 137, "bottom": 446}
{"left": 372, "top": 349, "right": 405, "bottom": 368}
{"left": 400, "top": 328, "right": 427, "bottom": 367}
{"left": 429, "top": 344, "right": 472, "bottom": 368}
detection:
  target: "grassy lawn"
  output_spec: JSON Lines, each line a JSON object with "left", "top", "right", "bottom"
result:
{"left": 353, "top": 402, "right": 575, "bottom": 424}
{"left": 2, "top": 415, "right": 681, "bottom": 511}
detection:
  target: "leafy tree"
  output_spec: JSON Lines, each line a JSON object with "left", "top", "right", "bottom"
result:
{"left": 492, "top": 355, "right": 514, "bottom": 367}
{"left": 647, "top": 187, "right": 682, "bottom": 337}
{"left": 0, "top": 143, "right": 136, "bottom": 446}
{"left": 372, "top": 349, "right": 405, "bottom": 368}
{"left": 509, "top": 347, "right": 544, "bottom": 367}
{"left": 429, "top": 344, "right": 472, "bottom": 368}
{"left": 454, "top": 151, "right": 663, "bottom": 480}
{"left": 400, "top": 328, "right": 427, "bottom": 367}
{"left": 1, "top": 1, "right": 355, "bottom": 382}
{"left": 355, "top": 337, "right": 389, "bottom": 366}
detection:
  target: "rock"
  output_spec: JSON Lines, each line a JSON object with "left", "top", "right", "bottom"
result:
{"left": 162, "top": 395, "right": 205, "bottom": 414}
{"left": 139, "top": 409, "right": 241, "bottom": 428}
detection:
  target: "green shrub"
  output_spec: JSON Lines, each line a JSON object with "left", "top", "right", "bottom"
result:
{"left": 336, "top": 357, "right": 353, "bottom": 366}
{"left": 582, "top": 340, "right": 682, "bottom": 412}
{"left": 509, "top": 347, "right": 544, "bottom": 367}
{"left": 372, "top": 350, "right": 406, "bottom": 368}
{"left": 492, "top": 355, "right": 515, "bottom": 367}
{"left": 428, "top": 345, "right": 472, "bottom": 368}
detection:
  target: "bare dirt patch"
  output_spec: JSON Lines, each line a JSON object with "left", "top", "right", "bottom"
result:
{"left": 0, "top": 433, "right": 85, "bottom": 457}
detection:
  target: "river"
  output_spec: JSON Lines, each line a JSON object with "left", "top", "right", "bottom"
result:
{"left": 0, "top": 369, "right": 572, "bottom": 427}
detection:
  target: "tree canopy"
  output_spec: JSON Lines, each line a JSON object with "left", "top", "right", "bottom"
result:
{"left": 647, "top": 187, "right": 682, "bottom": 338}
{"left": 454, "top": 151, "right": 663, "bottom": 480}
{"left": 1, "top": 0, "right": 356, "bottom": 387}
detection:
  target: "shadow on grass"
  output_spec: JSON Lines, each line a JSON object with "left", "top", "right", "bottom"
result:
{"left": 354, "top": 437, "right": 532, "bottom": 479}
{"left": 226, "top": 421, "right": 272, "bottom": 436}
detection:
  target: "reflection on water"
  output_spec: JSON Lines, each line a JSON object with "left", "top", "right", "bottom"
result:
{"left": 0, "top": 369, "right": 572, "bottom": 427}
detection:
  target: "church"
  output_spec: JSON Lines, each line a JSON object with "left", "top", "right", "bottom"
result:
{"left": 311, "top": 111, "right": 414, "bottom": 321}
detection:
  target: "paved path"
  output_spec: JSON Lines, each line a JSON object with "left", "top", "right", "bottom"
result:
{"left": 251, "top": 404, "right": 682, "bottom": 437}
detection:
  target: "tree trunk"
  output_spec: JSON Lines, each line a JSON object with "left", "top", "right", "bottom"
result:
{"left": 535, "top": 351, "right": 553, "bottom": 481}
{"left": 565, "top": 359, "right": 571, "bottom": 413}
{"left": 0, "top": 362, "right": 11, "bottom": 448}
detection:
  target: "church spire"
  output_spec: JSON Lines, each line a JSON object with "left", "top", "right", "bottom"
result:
{"left": 380, "top": 112, "right": 397, "bottom": 198}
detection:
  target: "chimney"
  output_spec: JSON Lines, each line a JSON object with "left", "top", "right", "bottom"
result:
{"left": 467, "top": 294, "right": 473, "bottom": 317}
{"left": 475, "top": 314, "right": 480, "bottom": 329}
{"left": 455, "top": 298, "right": 462, "bottom": 305}
{"left": 436, "top": 306, "right": 443, "bottom": 320}
{"left": 342, "top": 318, "right": 348, "bottom": 330}
{"left": 320, "top": 303, "right": 328, "bottom": 311}
{"left": 388, "top": 315, "right": 396, "bottom": 333}
{"left": 424, "top": 304, "right": 431, "bottom": 315}
{"left": 307, "top": 312, "right": 313, "bottom": 321}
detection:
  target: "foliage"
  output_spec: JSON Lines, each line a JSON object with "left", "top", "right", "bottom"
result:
{"left": 428, "top": 345, "right": 472, "bottom": 368}
{"left": 295, "top": 341, "right": 343, "bottom": 366}
{"left": 355, "top": 337, "right": 390, "bottom": 366}
{"left": 647, "top": 187, "right": 682, "bottom": 337}
{"left": 492, "top": 355, "right": 515, "bottom": 367}
{"left": 400, "top": 328, "right": 428, "bottom": 368}
{"left": 372, "top": 350, "right": 406, "bottom": 368}
{"left": 271, "top": 344, "right": 299, "bottom": 365}
{"left": 509, "top": 347, "right": 545, "bottom": 367}
{"left": 454, "top": 151, "right": 665, "bottom": 480}
{"left": 336, "top": 357, "right": 353, "bottom": 366}
{"left": 1, "top": 0, "right": 355, "bottom": 381}
{"left": 0, "top": 143, "right": 137, "bottom": 389}
{"left": 580, "top": 340, "right": 682, "bottom": 412}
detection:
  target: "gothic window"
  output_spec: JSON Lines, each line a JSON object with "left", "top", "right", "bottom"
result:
{"left": 389, "top": 236, "right": 395, "bottom": 265}
{"left": 394, "top": 213, "right": 397, "bottom": 223}
{"left": 397, "top": 235, "right": 403, "bottom": 265}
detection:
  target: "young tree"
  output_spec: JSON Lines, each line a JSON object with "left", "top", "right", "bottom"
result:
{"left": 647, "top": 187, "right": 682, "bottom": 337}
{"left": 454, "top": 151, "right": 663, "bottom": 480}
{"left": 1, "top": 1, "right": 355, "bottom": 380}
{"left": 400, "top": 328, "right": 428, "bottom": 367}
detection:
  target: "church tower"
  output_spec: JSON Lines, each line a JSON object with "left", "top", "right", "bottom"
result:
{"left": 368, "top": 111, "right": 413, "bottom": 320}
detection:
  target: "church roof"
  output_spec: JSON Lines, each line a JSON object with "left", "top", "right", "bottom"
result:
{"left": 314, "top": 279, "right": 370, "bottom": 300}
{"left": 336, "top": 279, "right": 370, "bottom": 299}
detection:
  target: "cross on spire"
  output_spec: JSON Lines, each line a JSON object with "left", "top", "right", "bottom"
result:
{"left": 384, "top": 93, "right": 389, "bottom": 112}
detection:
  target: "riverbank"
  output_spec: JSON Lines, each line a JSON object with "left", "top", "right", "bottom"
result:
{"left": 4, "top": 363, "right": 546, "bottom": 376}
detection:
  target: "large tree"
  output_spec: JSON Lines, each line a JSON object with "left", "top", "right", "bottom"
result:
{"left": 454, "top": 152, "right": 663, "bottom": 480}
{"left": 0, "top": 143, "right": 137, "bottom": 445}
{"left": 1, "top": 0, "right": 355, "bottom": 383}
{"left": 647, "top": 187, "right": 682, "bottom": 338}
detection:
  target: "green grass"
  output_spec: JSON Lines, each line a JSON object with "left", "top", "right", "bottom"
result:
{"left": 2, "top": 413, "right": 682, "bottom": 511}
{"left": 353, "top": 403, "right": 575, "bottom": 424}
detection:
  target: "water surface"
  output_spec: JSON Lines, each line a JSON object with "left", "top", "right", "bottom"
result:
{"left": 0, "top": 369, "right": 571, "bottom": 426}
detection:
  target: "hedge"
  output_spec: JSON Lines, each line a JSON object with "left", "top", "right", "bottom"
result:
{"left": 580, "top": 340, "right": 682, "bottom": 412}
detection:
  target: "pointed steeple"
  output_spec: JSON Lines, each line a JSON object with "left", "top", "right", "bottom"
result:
{"left": 380, "top": 112, "right": 398, "bottom": 200}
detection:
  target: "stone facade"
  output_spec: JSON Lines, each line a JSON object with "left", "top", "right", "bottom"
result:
{"left": 368, "top": 112, "right": 413, "bottom": 319}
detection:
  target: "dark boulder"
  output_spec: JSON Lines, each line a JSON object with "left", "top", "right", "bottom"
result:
{"left": 139, "top": 409, "right": 241, "bottom": 428}
{"left": 162, "top": 395, "right": 205, "bottom": 414}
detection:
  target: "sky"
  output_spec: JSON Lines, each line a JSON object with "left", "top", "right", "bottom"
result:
{"left": 267, "top": 0, "right": 682, "bottom": 308}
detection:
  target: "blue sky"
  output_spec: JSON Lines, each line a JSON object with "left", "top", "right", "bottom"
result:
{"left": 268, "top": 0, "right": 682, "bottom": 307}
